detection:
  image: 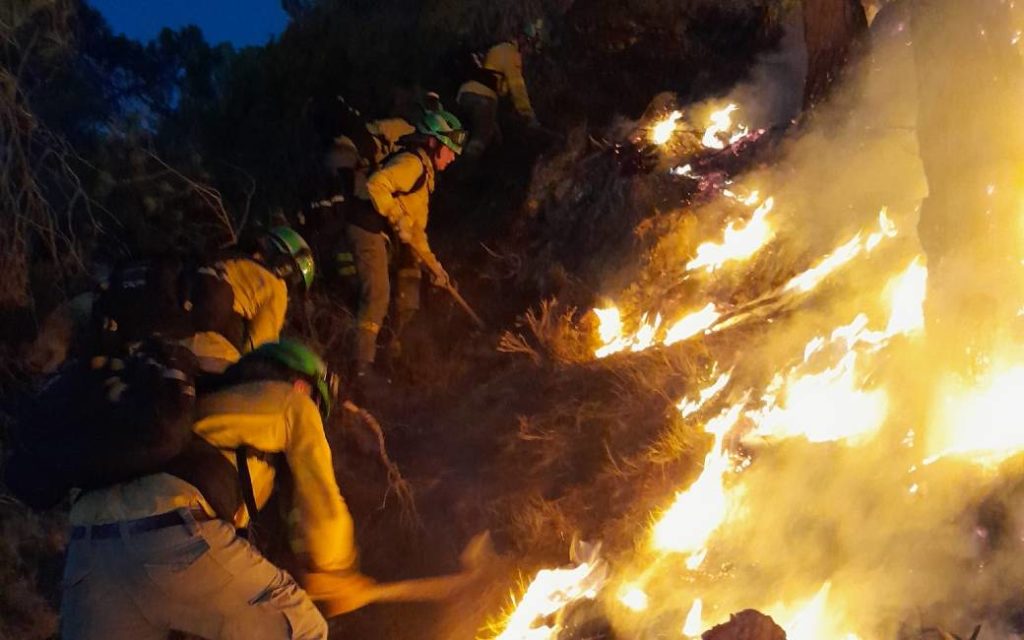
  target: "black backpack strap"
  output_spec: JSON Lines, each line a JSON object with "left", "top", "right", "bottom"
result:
{"left": 235, "top": 446, "right": 260, "bottom": 539}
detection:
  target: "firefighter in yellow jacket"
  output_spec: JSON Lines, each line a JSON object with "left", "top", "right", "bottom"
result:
{"left": 348, "top": 109, "right": 465, "bottom": 382}
{"left": 184, "top": 227, "right": 315, "bottom": 372}
{"left": 457, "top": 28, "right": 541, "bottom": 158}
{"left": 60, "top": 340, "right": 358, "bottom": 640}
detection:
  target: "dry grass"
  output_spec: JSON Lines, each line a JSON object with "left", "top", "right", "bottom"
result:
{"left": 497, "top": 298, "right": 594, "bottom": 366}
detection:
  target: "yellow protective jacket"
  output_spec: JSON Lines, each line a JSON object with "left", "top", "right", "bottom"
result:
{"left": 365, "top": 148, "right": 444, "bottom": 274}
{"left": 218, "top": 258, "right": 288, "bottom": 351}
{"left": 70, "top": 381, "right": 357, "bottom": 574}
{"left": 458, "top": 41, "right": 536, "bottom": 119}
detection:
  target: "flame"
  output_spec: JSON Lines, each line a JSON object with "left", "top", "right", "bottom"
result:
{"left": 594, "top": 303, "right": 716, "bottom": 358}
{"left": 865, "top": 207, "right": 897, "bottom": 251}
{"left": 651, "top": 404, "right": 745, "bottom": 556}
{"left": 884, "top": 257, "right": 928, "bottom": 336}
{"left": 785, "top": 212, "right": 899, "bottom": 295}
{"left": 784, "top": 233, "right": 866, "bottom": 294}
{"left": 594, "top": 308, "right": 665, "bottom": 358}
{"left": 686, "top": 197, "right": 776, "bottom": 272}
{"left": 678, "top": 371, "right": 732, "bottom": 417}
{"left": 925, "top": 365, "right": 1024, "bottom": 466}
{"left": 744, "top": 270, "right": 927, "bottom": 446}
{"left": 651, "top": 110, "right": 684, "bottom": 145}
{"left": 745, "top": 272, "right": 927, "bottom": 445}
{"left": 779, "top": 583, "right": 832, "bottom": 640}
{"left": 748, "top": 351, "right": 888, "bottom": 444}
{"left": 664, "top": 304, "right": 722, "bottom": 346}
{"left": 631, "top": 313, "right": 663, "bottom": 352}
{"left": 495, "top": 560, "right": 608, "bottom": 640}
{"left": 618, "top": 585, "right": 649, "bottom": 612}
{"left": 703, "top": 104, "right": 740, "bottom": 149}
{"left": 682, "top": 598, "right": 704, "bottom": 637}
{"left": 723, "top": 188, "right": 761, "bottom": 206}
{"left": 594, "top": 307, "right": 624, "bottom": 344}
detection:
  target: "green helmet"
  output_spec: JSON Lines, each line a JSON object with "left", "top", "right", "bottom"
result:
{"left": 245, "top": 339, "right": 339, "bottom": 418}
{"left": 418, "top": 110, "right": 467, "bottom": 155}
{"left": 266, "top": 226, "right": 315, "bottom": 291}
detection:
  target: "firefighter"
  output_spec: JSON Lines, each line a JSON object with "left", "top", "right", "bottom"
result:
{"left": 456, "top": 23, "right": 543, "bottom": 158}
{"left": 184, "top": 226, "right": 315, "bottom": 372}
{"left": 59, "top": 339, "right": 358, "bottom": 640}
{"left": 348, "top": 109, "right": 465, "bottom": 385}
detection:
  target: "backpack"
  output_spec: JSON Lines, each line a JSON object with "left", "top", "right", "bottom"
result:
{"left": 95, "top": 255, "right": 242, "bottom": 354}
{"left": 4, "top": 341, "right": 201, "bottom": 510}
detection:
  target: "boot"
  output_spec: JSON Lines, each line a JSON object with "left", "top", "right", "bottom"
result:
{"left": 351, "top": 360, "right": 391, "bottom": 405}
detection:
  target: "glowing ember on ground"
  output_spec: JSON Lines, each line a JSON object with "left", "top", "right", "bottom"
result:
{"left": 686, "top": 197, "right": 776, "bottom": 272}
{"left": 650, "top": 110, "right": 684, "bottom": 145}
{"left": 618, "top": 585, "right": 649, "bottom": 612}
{"left": 682, "top": 598, "right": 704, "bottom": 637}
{"left": 494, "top": 554, "right": 609, "bottom": 640}
{"left": 703, "top": 104, "right": 740, "bottom": 149}
{"left": 926, "top": 365, "right": 1024, "bottom": 466}
{"left": 652, "top": 404, "right": 745, "bottom": 556}
{"left": 664, "top": 304, "right": 722, "bottom": 346}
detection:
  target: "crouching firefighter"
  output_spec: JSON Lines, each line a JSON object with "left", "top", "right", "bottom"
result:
{"left": 349, "top": 109, "right": 465, "bottom": 386}
{"left": 5, "top": 339, "right": 356, "bottom": 639}
{"left": 182, "top": 226, "right": 316, "bottom": 370}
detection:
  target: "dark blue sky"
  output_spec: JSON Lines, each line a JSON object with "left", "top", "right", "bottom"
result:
{"left": 90, "top": 0, "right": 289, "bottom": 46}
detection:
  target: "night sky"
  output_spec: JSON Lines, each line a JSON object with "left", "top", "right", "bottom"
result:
{"left": 90, "top": 0, "right": 289, "bottom": 46}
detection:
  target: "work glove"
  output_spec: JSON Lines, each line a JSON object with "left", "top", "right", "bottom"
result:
{"left": 301, "top": 569, "right": 379, "bottom": 618}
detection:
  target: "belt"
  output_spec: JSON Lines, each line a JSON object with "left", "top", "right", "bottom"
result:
{"left": 70, "top": 508, "right": 213, "bottom": 540}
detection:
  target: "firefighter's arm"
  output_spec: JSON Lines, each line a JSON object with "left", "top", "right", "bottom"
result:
{"left": 366, "top": 154, "right": 422, "bottom": 225}
{"left": 502, "top": 48, "right": 536, "bottom": 120}
{"left": 407, "top": 225, "right": 449, "bottom": 287}
{"left": 247, "top": 274, "right": 288, "bottom": 350}
{"left": 284, "top": 394, "right": 358, "bottom": 574}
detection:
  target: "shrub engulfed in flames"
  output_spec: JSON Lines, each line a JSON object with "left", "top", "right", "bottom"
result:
{"left": 488, "top": 91, "right": 1024, "bottom": 637}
